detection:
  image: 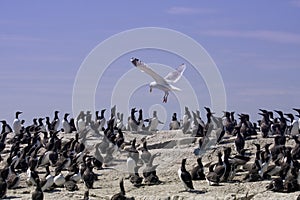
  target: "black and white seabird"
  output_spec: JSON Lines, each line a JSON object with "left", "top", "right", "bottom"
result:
{"left": 76, "top": 111, "right": 86, "bottom": 133}
{"left": 143, "top": 153, "right": 160, "bottom": 185}
{"left": 26, "top": 160, "right": 39, "bottom": 186}
{"left": 206, "top": 164, "right": 220, "bottom": 185}
{"left": 7, "top": 163, "right": 20, "bottom": 189}
{"left": 40, "top": 166, "right": 54, "bottom": 191}
{"left": 229, "top": 148, "right": 251, "bottom": 172}
{"left": 140, "top": 140, "right": 151, "bottom": 164}
{"left": 64, "top": 174, "right": 79, "bottom": 191}
{"left": 234, "top": 129, "right": 245, "bottom": 154}
{"left": 238, "top": 113, "right": 256, "bottom": 138}
{"left": 181, "top": 107, "right": 192, "bottom": 134}
{"left": 206, "top": 152, "right": 227, "bottom": 184}
{"left": 191, "top": 157, "right": 205, "bottom": 180}
{"left": 127, "top": 152, "right": 136, "bottom": 177}
{"left": 12, "top": 111, "right": 22, "bottom": 135}
{"left": 83, "top": 190, "right": 89, "bottom": 200}
{"left": 111, "top": 178, "right": 135, "bottom": 200}
{"left": 96, "top": 109, "right": 106, "bottom": 131}
{"left": 283, "top": 167, "right": 299, "bottom": 192}
{"left": 286, "top": 113, "right": 300, "bottom": 135}
{"left": 93, "top": 143, "right": 104, "bottom": 170}
{"left": 0, "top": 120, "right": 12, "bottom": 134}
{"left": 82, "top": 160, "right": 95, "bottom": 189}
{"left": 293, "top": 108, "right": 300, "bottom": 130}
{"left": 32, "top": 178, "right": 44, "bottom": 200}
{"left": 62, "top": 113, "right": 71, "bottom": 133}
{"left": 85, "top": 111, "right": 92, "bottom": 126}
{"left": 127, "top": 138, "right": 139, "bottom": 165}
{"left": 38, "top": 150, "right": 58, "bottom": 167}
{"left": 145, "top": 111, "right": 163, "bottom": 132}
{"left": 54, "top": 150, "right": 72, "bottom": 175}
{"left": 191, "top": 110, "right": 204, "bottom": 137}
{"left": 67, "top": 164, "right": 82, "bottom": 183}
{"left": 178, "top": 158, "right": 194, "bottom": 191}
{"left": 129, "top": 165, "right": 143, "bottom": 187}
{"left": 222, "top": 111, "right": 234, "bottom": 135}
{"left": 274, "top": 110, "right": 287, "bottom": 135}
{"left": 51, "top": 111, "right": 60, "bottom": 132}
{"left": 99, "top": 135, "right": 110, "bottom": 154}
{"left": 243, "top": 150, "right": 262, "bottom": 182}
{"left": 127, "top": 108, "right": 138, "bottom": 131}
{"left": 53, "top": 169, "right": 65, "bottom": 187}
{"left": 203, "top": 107, "right": 214, "bottom": 136}
{"left": 0, "top": 131, "right": 9, "bottom": 153}
{"left": 115, "top": 129, "right": 125, "bottom": 149}
{"left": 266, "top": 177, "right": 284, "bottom": 192}
{"left": 169, "top": 113, "right": 180, "bottom": 130}
{"left": 136, "top": 109, "right": 144, "bottom": 131}
{"left": 37, "top": 118, "right": 46, "bottom": 133}
{"left": 69, "top": 118, "right": 77, "bottom": 132}
{"left": 116, "top": 112, "right": 125, "bottom": 130}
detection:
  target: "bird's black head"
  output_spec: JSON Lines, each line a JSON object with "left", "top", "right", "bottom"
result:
{"left": 130, "top": 57, "right": 139, "bottom": 66}
{"left": 16, "top": 111, "right": 22, "bottom": 117}
{"left": 182, "top": 158, "right": 187, "bottom": 165}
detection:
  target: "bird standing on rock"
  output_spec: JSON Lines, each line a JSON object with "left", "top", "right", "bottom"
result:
{"left": 169, "top": 113, "right": 180, "bottom": 130}
{"left": 32, "top": 178, "right": 43, "bottom": 200}
{"left": 191, "top": 157, "right": 205, "bottom": 180}
{"left": 181, "top": 107, "right": 192, "bottom": 134}
{"left": 62, "top": 113, "right": 71, "bottom": 133}
{"left": 235, "top": 129, "right": 245, "bottom": 154}
{"left": 145, "top": 111, "right": 163, "bottom": 131}
{"left": 51, "top": 111, "right": 60, "bottom": 132}
{"left": 12, "top": 111, "right": 22, "bottom": 135}
{"left": 178, "top": 158, "right": 194, "bottom": 191}
{"left": 0, "top": 120, "right": 12, "bottom": 134}
{"left": 111, "top": 178, "right": 135, "bottom": 200}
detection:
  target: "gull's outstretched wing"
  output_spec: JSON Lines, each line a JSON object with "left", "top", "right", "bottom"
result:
{"left": 164, "top": 64, "right": 186, "bottom": 83}
{"left": 131, "top": 58, "right": 168, "bottom": 85}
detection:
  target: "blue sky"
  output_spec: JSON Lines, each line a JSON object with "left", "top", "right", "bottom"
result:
{"left": 1, "top": 1, "right": 300, "bottom": 125}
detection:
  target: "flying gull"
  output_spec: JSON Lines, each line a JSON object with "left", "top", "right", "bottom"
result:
{"left": 131, "top": 57, "right": 186, "bottom": 103}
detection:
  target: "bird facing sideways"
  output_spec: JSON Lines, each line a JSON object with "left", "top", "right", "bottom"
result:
{"left": 131, "top": 57, "right": 186, "bottom": 103}
{"left": 178, "top": 158, "right": 194, "bottom": 191}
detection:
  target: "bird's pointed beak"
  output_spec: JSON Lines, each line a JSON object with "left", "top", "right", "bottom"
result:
{"left": 130, "top": 57, "right": 138, "bottom": 66}
{"left": 150, "top": 87, "right": 152, "bottom": 93}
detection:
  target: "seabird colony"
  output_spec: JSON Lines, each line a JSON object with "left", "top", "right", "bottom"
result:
{"left": 0, "top": 106, "right": 300, "bottom": 199}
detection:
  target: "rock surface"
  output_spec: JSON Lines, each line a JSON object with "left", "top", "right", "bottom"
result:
{"left": 2, "top": 130, "right": 300, "bottom": 199}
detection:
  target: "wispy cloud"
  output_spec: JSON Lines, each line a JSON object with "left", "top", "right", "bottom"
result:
{"left": 291, "top": 0, "right": 300, "bottom": 7}
{"left": 200, "top": 29, "right": 300, "bottom": 44}
{"left": 166, "top": 6, "right": 215, "bottom": 15}
{"left": 238, "top": 88, "right": 295, "bottom": 96}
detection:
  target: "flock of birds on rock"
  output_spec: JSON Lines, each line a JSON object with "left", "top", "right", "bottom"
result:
{"left": 177, "top": 107, "right": 300, "bottom": 195}
{"left": 0, "top": 106, "right": 300, "bottom": 199}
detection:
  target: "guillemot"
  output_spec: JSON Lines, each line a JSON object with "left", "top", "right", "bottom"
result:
{"left": 178, "top": 158, "right": 194, "bottom": 191}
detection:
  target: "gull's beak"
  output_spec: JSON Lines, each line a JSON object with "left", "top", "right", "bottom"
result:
{"left": 150, "top": 87, "right": 152, "bottom": 93}
{"left": 130, "top": 57, "right": 138, "bottom": 66}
